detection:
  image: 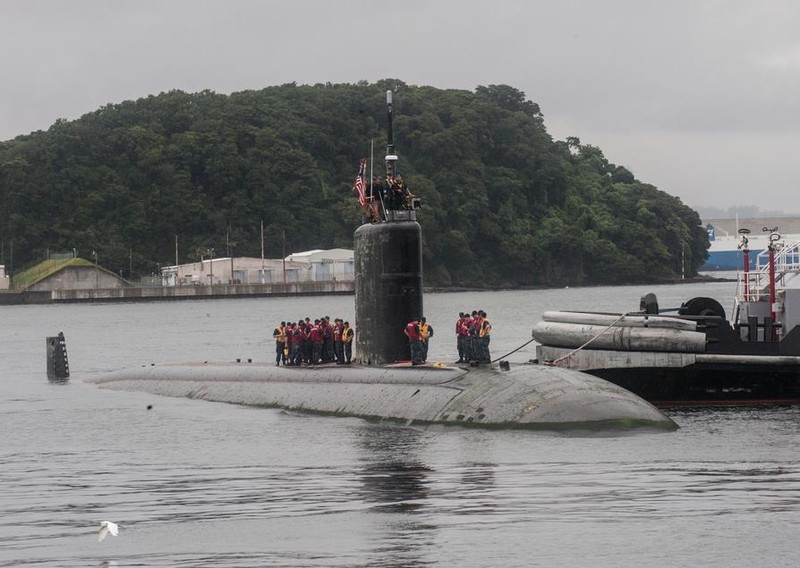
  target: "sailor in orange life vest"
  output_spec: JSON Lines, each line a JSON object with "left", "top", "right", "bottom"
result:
{"left": 273, "top": 321, "right": 287, "bottom": 366}
{"left": 419, "top": 317, "right": 433, "bottom": 363}
{"left": 477, "top": 310, "right": 492, "bottom": 363}
{"left": 341, "top": 321, "right": 354, "bottom": 364}
{"left": 333, "top": 318, "right": 345, "bottom": 364}
{"left": 404, "top": 319, "right": 424, "bottom": 365}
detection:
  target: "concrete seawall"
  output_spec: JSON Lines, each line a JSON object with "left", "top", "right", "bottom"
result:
{"left": 0, "top": 281, "right": 355, "bottom": 305}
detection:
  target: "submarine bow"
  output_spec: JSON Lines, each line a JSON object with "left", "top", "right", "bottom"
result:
{"left": 89, "top": 362, "right": 676, "bottom": 430}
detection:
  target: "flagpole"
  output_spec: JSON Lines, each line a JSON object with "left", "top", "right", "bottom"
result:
{"left": 260, "top": 219, "right": 265, "bottom": 284}
{"left": 369, "top": 139, "right": 373, "bottom": 198}
{"left": 282, "top": 229, "right": 286, "bottom": 286}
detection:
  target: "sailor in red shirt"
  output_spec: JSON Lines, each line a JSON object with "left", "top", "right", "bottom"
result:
{"left": 404, "top": 319, "right": 423, "bottom": 365}
{"left": 309, "top": 320, "right": 323, "bottom": 364}
{"left": 456, "top": 312, "right": 471, "bottom": 363}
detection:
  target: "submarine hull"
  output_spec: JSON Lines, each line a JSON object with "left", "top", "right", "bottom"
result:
{"left": 88, "top": 362, "right": 676, "bottom": 430}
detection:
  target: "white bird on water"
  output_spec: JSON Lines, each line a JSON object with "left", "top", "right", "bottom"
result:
{"left": 98, "top": 521, "right": 119, "bottom": 542}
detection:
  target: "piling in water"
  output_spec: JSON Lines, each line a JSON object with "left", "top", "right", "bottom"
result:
{"left": 46, "top": 331, "right": 70, "bottom": 380}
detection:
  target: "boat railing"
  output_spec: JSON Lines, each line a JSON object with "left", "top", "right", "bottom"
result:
{"left": 737, "top": 240, "right": 800, "bottom": 303}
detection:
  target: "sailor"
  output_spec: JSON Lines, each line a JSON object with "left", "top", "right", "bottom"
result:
{"left": 342, "top": 321, "right": 354, "bottom": 364}
{"left": 478, "top": 310, "right": 492, "bottom": 363}
{"left": 322, "top": 316, "right": 334, "bottom": 363}
{"left": 455, "top": 312, "right": 470, "bottom": 363}
{"left": 391, "top": 173, "right": 406, "bottom": 210}
{"left": 273, "top": 321, "right": 287, "bottom": 366}
{"left": 419, "top": 317, "right": 433, "bottom": 363}
{"left": 310, "top": 319, "right": 323, "bottom": 365}
{"left": 303, "top": 318, "right": 313, "bottom": 364}
{"left": 468, "top": 310, "right": 481, "bottom": 363}
{"left": 404, "top": 319, "right": 423, "bottom": 365}
{"left": 371, "top": 176, "right": 383, "bottom": 205}
{"left": 283, "top": 322, "right": 294, "bottom": 365}
{"left": 290, "top": 320, "right": 305, "bottom": 366}
{"left": 394, "top": 173, "right": 418, "bottom": 210}
{"left": 333, "top": 318, "right": 345, "bottom": 364}
{"left": 380, "top": 175, "right": 395, "bottom": 210}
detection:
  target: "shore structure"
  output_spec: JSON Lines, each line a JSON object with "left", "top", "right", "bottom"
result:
{"left": 0, "top": 249, "right": 355, "bottom": 305}
{"left": 89, "top": 90, "right": 675, "bottom": 431}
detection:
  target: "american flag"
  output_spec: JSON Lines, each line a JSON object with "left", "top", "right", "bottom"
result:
{"left": 354, "top": 158, "right": 367, "bottom": 207}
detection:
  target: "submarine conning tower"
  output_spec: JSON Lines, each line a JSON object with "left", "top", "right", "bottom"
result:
{"left": 354, "top": 211, "right": 423, "bottom": 365}
{"left": 354, "top": 90, "right": 424, "bottom": 365}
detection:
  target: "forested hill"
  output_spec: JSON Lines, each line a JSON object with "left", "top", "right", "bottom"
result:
{"left": 0, "top": 80, "right": 707, "bottom": 287}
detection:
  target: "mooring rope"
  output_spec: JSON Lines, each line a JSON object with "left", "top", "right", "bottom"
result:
{"left": 547, "top": 312, "right": 629, "bottom": 366}
{"left": 484, "top": 311, "right": 634, "bottom": 366}
{"left": 490, "top": 337, "right": 537, "bottom": 364}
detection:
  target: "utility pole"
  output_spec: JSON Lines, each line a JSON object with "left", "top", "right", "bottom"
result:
{"left": 208, "top": 248, "right": 215, "bottom": 286}
{"left": 681, "top": 242, "right": 685, "bottom": 280}
{"left": 228, "top": 225, "right": 234, "bottom": 284}
{"left": 282, "top": 229, "right": 287, "bottom": 286}
{"left": 260, "top": 219, "right": 265, "bottom": 284}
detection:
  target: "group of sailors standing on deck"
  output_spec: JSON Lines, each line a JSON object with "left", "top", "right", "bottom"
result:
{"left": 404, "top": 317, "right": 434, "bottom": 366}
{"left": 370, "top": 173, "right": 419, "bottom": 212}
{"left": 272, "top": 310, "right": 491, "bottom": 367}
{"left": 404, "top": 310, "right": 492, "bottom": 366}
{"left": 273, "top": 317, "right": 353, "bottom": 366}
{"left": 455, "top": 310, "right": 492, "bottom": 364}
{"left": 372, "top": 173, "right": 416, "bottom": 210}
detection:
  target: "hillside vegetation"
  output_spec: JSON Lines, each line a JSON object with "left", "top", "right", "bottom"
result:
{"left": 0, "top": 79, "right": 707, "bottom": 287}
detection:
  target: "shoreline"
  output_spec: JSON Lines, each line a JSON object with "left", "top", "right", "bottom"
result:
{"left": 0, "top": 273, "right": 738, "bottom": 306}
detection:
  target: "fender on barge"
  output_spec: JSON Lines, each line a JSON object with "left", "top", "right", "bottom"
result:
{"left": 89, "top": 360, "right": 675, "bottom": 430}
{"left": 533, "top": 233, "right": 800, "bottom": 407}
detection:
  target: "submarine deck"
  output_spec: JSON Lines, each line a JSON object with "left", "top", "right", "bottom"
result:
{"left": 88, "top": 360, "right": 676, "bottom": 431}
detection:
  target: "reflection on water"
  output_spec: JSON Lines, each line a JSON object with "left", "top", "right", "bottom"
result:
{"left": 356, "top": 425, "right": 436, "bottom": 567}
{"left": 360, "top": 459, "right": 431, "bottom": 514}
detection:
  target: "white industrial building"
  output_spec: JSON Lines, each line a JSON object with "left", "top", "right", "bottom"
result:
{"left": 160, "top": 248, "right": 354, "bottom": 286}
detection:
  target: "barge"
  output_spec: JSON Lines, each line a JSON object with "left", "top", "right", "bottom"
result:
{"left": 533, "top": 232, "right": 800, "bottom": 406}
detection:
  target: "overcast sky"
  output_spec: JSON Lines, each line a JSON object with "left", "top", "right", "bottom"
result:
{"left": 1, "top": 0, "right": 799, "bottom": 213}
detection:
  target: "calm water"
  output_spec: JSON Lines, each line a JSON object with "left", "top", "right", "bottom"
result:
{"left": 1, "top": 283, "right": 798, "bottom": 567}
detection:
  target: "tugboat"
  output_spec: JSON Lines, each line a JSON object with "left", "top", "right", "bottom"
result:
{"left": 532, "top": 228, "right": 800, "bottom": 406}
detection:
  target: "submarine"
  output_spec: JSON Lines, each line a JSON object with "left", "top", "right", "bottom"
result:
{"left": 89, "top": 90, "right": 675, "bottom": 431}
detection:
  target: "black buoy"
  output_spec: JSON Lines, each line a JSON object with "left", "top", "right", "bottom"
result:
{"left": 46, "top": 331, "right": 70, "bottom": 380}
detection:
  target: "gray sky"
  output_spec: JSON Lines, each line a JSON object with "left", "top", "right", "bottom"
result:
{"left": 2, "top": 0, "right": 799, "bottom": 212}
